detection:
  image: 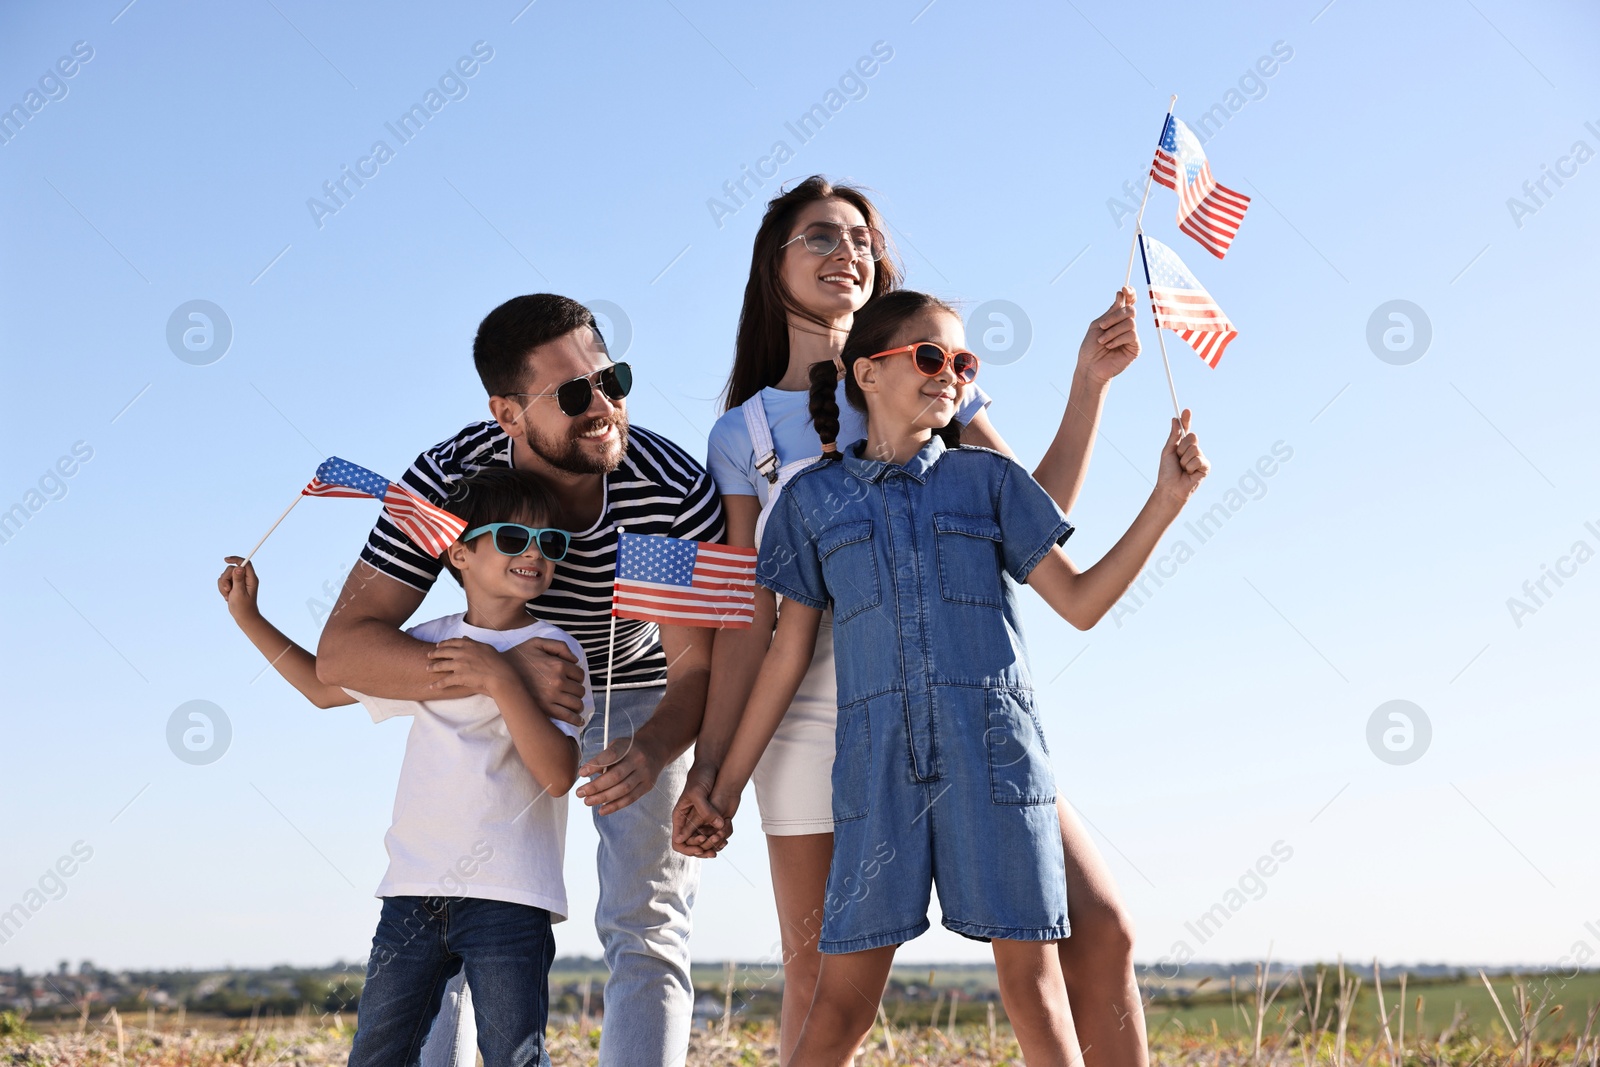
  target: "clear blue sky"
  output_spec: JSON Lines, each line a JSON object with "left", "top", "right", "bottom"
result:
{"left": 3, "top": 0, "right": 1596, "bottom": 973}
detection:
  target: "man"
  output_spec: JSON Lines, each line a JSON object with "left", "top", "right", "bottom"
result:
{"left": 317, "top": 294, "right": 723, "bottom": 1067}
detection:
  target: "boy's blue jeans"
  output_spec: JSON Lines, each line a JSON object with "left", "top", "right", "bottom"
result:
{"left": 349, "top": 895, "right": 555, "bottom": 1067}
{"left": 418, "top": 685, "right": 700, "bottom": 1067}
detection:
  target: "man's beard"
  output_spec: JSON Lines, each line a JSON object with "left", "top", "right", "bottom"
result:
{"left": 523, "top": 411, "right": 630, "bottom": 475}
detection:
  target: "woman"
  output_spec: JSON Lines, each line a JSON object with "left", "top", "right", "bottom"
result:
{"left": 674, "top": 176, "right": 1152, "bottom": 1066}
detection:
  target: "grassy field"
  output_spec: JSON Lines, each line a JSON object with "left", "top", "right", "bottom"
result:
{"left": 7, "top": 965, "right": 1595, "bottom": 1065}
{"left": 3, "top": 1014, "right": 1596, "bottom": 1067}
{"left": 1141, "top": 969, "right": 1600, "bottom": 1044}
{"left": 681, "top": 962, "right": 1600, "bottom": 1046}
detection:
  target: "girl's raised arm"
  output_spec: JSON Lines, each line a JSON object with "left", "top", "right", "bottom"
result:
{"left": 962, "top": 288, "right": 1142, "bottom": 515}
{"left": 1026, "top": 413, "right": 1209, "bottom": 630}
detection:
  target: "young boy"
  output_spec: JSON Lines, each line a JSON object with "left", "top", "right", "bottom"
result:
{"left": 217, "top": 468, "right": 588, "bottom": 1067}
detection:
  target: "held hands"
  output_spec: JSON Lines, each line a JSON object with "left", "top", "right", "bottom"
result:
{"left": 426, "top": 637, "right": 517, "bottom": 696}
{"left": 1078, "top": 287, "right": 1142, "bottom": 384}
{"left": 1157, "top": 409, "right": 1210, "bottom": 508}
{"left": 671, "top": 766, "right": 737, "bottom": 858}
{"left": 217, "top": 556, "right": 261, "bottom": 621}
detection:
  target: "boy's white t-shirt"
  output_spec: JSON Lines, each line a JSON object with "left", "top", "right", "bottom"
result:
{"left": 344, "top": 612, "right": 591, "bottom": 922}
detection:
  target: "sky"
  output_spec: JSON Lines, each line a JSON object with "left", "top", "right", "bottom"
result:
{"left": 2, "top": 0, "right": 1597, "bottom": 975}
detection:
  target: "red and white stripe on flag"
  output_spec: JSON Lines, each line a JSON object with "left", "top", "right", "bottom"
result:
{"left": 297, "top": 457, "right": 466, "bottom": 558}
{"left": 384, "top": 485, "right": 468, "bottom": 557}
{"left": 1177, "top": 177, "right": 1249, "bottom": 259}
{"left": 303, "top": 479, "right": 374, "bottom": 499}
{"left": 1140, "top": 233, "right": 1238, "bottom": 368}
{"left": 1158, "top": 310, "right": 1236, "bottom": 367}
{"left": 1150, "top": 116, "right": 1250, "bottom": 259}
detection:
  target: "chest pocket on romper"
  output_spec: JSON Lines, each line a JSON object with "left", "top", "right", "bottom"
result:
{"left": 934, "top": 512, "right": 1005, "bottom": 607}
{"left": 817, "top": 519, "right": 881, "bottom": 623}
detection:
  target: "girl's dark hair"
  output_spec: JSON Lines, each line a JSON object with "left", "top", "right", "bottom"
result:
{"left": 440, "top": 468, "right": 560, "bottom": 584}
{"left": 808, "top": 290, "right": 963, "bottom": 461}
{"left": 723, "top": 176, "right": 901, "bottom": 412}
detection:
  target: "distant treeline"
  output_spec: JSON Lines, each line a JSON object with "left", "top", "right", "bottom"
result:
{"left": 10, "top": 959, "right": 1593, "bottom": 1022}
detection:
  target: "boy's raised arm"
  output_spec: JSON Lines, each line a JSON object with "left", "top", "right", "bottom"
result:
{"left": 218, "top": 558, "right": 354, "bottom": 709}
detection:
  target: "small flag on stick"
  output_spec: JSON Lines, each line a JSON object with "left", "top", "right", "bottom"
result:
{"left": 1150, "top": 115, "right": 1251, "bottom": 259}
{"left": 596, "top": 530, "right": 757, "bottom": 747}
{"left": 1138, "top": 234, "right": 1238, "bottom": 368}
{"left": 304, "top": 457, "right": 466, "bottom": 557}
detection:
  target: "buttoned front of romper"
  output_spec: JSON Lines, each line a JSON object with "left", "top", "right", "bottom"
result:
{"left": 758, "top": 435, "right": 1075, "bottom": 953}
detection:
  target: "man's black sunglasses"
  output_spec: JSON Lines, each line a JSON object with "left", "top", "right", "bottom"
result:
{"left": 508, "top": 362, "right": 633, "bottom": 418}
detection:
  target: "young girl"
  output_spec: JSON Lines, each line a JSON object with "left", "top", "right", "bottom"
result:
{"left": 680, "top": 176, "right": 1154, "bottom": 1066}
{"left": 687, "top": 291, "right": 1209, "bottom": 1066}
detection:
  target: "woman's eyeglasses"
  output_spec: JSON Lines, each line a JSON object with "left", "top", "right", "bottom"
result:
{"left": 781, "top": 222, "right": 886, "bottom": 262}
{"left": 461, "top": 523, "right": 571, "bottom": 561}
{"left": 866, "top": 342, "right": 980, "bottom": 384}
{"left": 507, "top": 362, "right": 633, "bottom": 418}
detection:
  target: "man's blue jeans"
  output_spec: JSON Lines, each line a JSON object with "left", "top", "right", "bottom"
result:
{"left": 419, "top": 685, "right": 700, "bottom": 1067}
{"left": 581, "top": 685, "right": 700, "bottom": 1066}
{"left": 349, "top": 895, "right": 554, "bottom": 1067}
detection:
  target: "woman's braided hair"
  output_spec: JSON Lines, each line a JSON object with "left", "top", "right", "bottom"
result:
{"left": 809, "top": 290, "right": 963, "bottom": 462}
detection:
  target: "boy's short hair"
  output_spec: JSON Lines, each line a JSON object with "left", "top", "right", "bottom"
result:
{"left": 440, "top": 469, "right": 561, "bottom": 586}
{"left": 473, "top": 294, "right": 601, "bottom": 397}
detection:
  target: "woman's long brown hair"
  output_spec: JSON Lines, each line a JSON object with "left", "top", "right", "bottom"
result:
{"left": 722, "top": 176, "right": 901, "bottom": 412}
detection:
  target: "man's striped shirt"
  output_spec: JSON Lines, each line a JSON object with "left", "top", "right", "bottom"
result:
{"left": 360, "top": 421, "right": 725, "bottom": 690}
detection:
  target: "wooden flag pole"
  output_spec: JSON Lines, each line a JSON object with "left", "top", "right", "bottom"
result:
{"left": 602, "top": 525, "right": 623, "bottom": 751}
{"left": 1122, "top": 94, "right": 1179, "bottom": 290}
{"left": 1151, "top": 307, "right": 1184, "bottom": 420}
{"left": 601, "top": 611, "right": 618, "bottom": 750}
{"left": 242, "top": 492, "right": 304, "bottom": 564}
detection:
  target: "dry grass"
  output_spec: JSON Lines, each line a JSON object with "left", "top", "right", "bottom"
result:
{"left": 3, "top": 1019, "right": 1595, "bottom": 1067}
{"left": 5, "top": 964, "right": 1595, "bottom": 1067}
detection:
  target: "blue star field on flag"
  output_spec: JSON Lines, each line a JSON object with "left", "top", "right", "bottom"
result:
{"left": 308, "top": 457, "right": 392, "bottom": 500}
{"left": 617, "top": 532, "right": 699, "bottom": 586}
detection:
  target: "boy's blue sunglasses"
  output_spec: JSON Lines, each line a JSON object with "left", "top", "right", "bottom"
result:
{"left": 462, "top": 523, "right": 571, "bottom": 561}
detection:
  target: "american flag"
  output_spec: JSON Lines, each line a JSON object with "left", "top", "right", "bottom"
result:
{"left": 1138, "top": 234, "right": 1237, "bottom": 368}
{"left": 1150, "top": 115, "right": 1250, "bottom": 259}
{"left": 611, "top": 531, "right": 756, "bottom": 629}
{"left": 304, "top": 457, "right": 467, "bottom": 557}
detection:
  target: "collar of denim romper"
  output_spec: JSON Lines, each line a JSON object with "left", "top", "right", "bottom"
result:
{"left": 841, "top": 433, "right": 947, "bottom": 484}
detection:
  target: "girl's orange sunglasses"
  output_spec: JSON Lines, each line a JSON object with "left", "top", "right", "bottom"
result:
{"left": 867, "top": 342, "right": 980, "bottom": 383}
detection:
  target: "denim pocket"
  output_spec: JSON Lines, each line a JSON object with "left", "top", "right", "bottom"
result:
{"left": 934, "top": 512, "right": 1004, "bottom": 607}
{"left": 985, "top": 688, "right": 1055, "bottom": 806}
{"left": 818, "top": 519, "right": 881, "bottom": 623}
{"left": 831, "top": 699, "right": 871, "bottom": 823}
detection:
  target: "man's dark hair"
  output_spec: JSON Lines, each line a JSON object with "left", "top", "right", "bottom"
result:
{"left": 473, "top": 294, "right": 601, "bottom": 397}
{"left": 439, "top": 468, "right": 561, "bottom": 585}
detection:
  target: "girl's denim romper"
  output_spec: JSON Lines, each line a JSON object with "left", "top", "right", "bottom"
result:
{"left": 758, "top": 436, "right": 1074, "bottom": 953}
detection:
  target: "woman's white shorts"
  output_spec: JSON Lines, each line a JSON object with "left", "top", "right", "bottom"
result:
{"left": 750, "top": 611, "right": 838, "bottom": 837}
